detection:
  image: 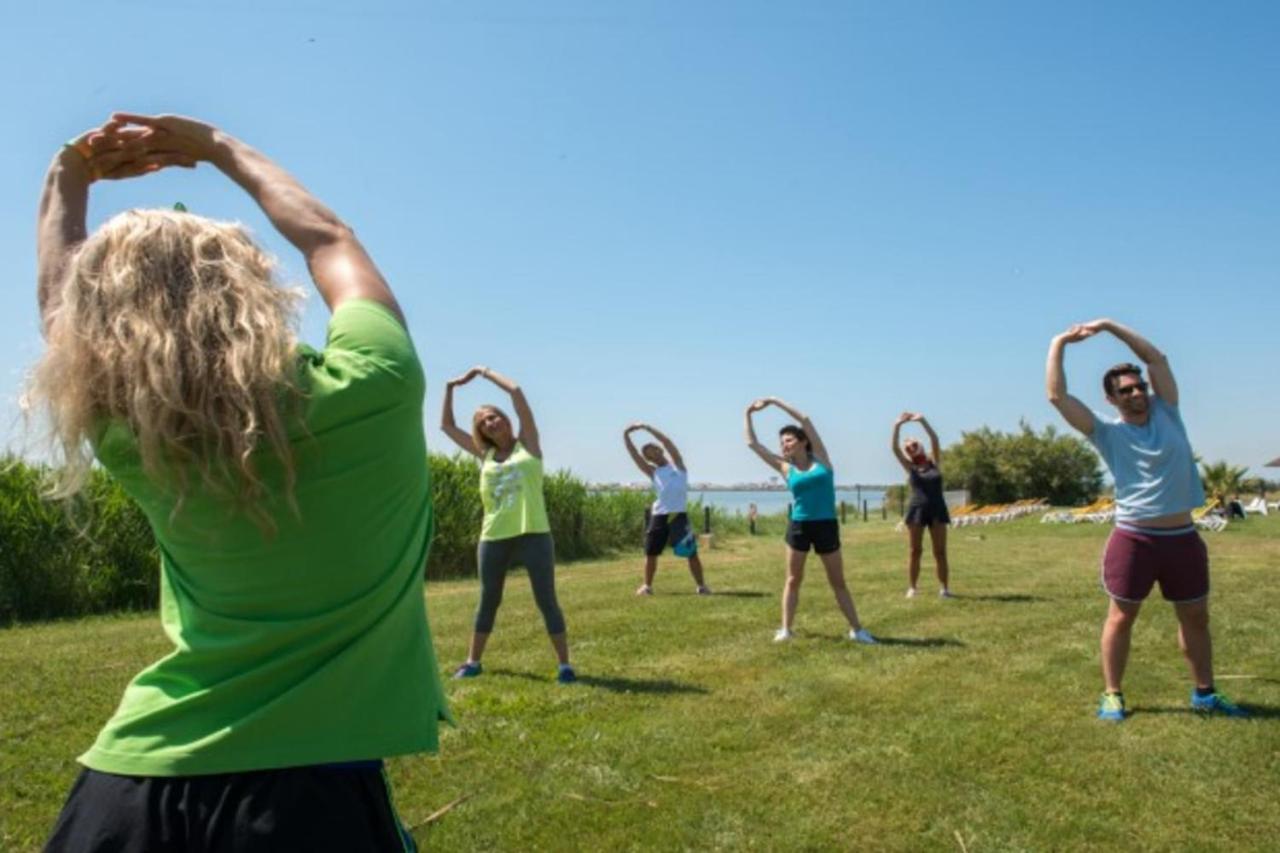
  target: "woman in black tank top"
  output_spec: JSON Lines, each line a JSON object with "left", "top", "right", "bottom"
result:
{"left": 892, "top": 413, "right": 953, "bottom": 598}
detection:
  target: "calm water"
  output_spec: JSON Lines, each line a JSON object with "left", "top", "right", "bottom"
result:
{"left": 692, "top": 489, "right": 886, "bottom": 516}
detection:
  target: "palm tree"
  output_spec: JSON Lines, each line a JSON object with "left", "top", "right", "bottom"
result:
{"left": 1200, "top": 460, "right": 1248, "bottom": 504}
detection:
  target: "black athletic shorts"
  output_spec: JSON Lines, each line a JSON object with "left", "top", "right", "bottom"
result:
{"left": 644, "top": 512, "right": 695, "bottom": 557}
{"left": 904, "top": 502, "right": 951, "bottom": 526}
{"left": 785, "top": 519, "right": 841, "bottom": 554}
{"left": 45, "top": 762, "right": 416, "bottom": 852}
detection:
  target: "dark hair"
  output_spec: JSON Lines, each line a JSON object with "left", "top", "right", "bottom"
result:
{"left": 778, "top": 425, "right": 811, "bottom": 452}
{"left": 1103, "top": 363, "right": 1143, "bottom": 397}
{"left": 641, "top": 442, "right": 664, "bottom": 456}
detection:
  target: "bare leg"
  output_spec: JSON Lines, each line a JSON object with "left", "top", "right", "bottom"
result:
{"left": 819, "top": 549, "right": 863, "bottom": 631}
{"left": 1174, "top": 599, "right": 1213, "bottom": 689}
{"left": 906, "top": 523, "right": 924, "bottom": 592}
{"left": 928, "top": 522, "right": 951, "bottom": 592}
{"left": 687, "top": 553, "right": 707, "bottom": 588}
{"left": 1101, "top": 598, "right": 1142, "bottom": 693}
{"left": 782, "top": 547, "right": 806, "bottom": 630}
{"left": 467, "top": 631, "right": 490, "bottom": 663}
{"left": 642, "top": 555, "right": 658, "bottom": 588}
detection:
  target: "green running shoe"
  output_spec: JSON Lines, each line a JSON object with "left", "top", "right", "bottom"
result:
{"left": 1097, "top": 692, "right": 1126, "bottom": 722}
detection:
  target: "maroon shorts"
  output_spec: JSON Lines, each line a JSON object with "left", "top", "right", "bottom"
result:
{"left": 1100, "top": 524, "right": 1209, "bottom": 603}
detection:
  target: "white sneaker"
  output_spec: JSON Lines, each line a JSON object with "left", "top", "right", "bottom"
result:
{"left": 849, "top": 628, "right": 878, "bottom": 645}
{"left": 773, "top": 628, "right": 794, "bottom": 643}
{"left": 696, "top": 586, "right": 712, "bottom": 596}
{"left": 905, "top": 587, "right": 919, "bottom": 599}
{"left": 939, "top": 588, "right": 955, "bottom": 599}
{"left": 636, "top": 584, "right": 653, "bottom": 596}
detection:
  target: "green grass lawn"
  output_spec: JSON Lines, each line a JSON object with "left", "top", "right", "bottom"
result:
{"left": 3, "top": 515, "right": 1278, "bottom": 851}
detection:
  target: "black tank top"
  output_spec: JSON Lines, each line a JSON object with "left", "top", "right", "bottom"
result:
{"left": 908, "top": 462, "right": 946, "bottom": 508}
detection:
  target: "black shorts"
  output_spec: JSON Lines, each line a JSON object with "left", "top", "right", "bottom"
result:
{"left": 785, "top": 519, "right": 841, "bottom": 554}
{"left": 904, "top": 502, "right": 951, "bottom": 526}
{"left": 644, "top": 512, "right": 696, "bottom": 557}
{"left": 45, "top": 763, "right": 416, "bottom": 852}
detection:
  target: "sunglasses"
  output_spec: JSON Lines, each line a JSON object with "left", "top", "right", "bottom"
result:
{"left": 1114, "top": 382, "right": 1149, "bottom": 397}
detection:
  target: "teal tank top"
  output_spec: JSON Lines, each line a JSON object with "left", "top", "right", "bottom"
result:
{"left": 787, "top": 459, "right": 837, "bottom": 521}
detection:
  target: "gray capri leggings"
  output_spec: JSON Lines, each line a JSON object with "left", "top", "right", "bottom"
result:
{"left": 474, "top": 532, "right": 566, "bottom": 635}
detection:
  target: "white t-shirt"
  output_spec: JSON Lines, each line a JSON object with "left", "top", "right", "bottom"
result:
{"left": 651, "top": 464, "right": 688, "bottom": 514}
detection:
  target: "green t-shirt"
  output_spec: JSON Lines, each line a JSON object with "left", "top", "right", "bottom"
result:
{"left": 480, "top": 442, "right": 551, "bottom": 541}
{"left": 82, "top": 299, "right": 451, "bottom": 776}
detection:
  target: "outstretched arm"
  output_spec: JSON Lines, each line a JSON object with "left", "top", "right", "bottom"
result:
{"left": 1046, "top": 326, "right": 1097, "bottom": 436}
{"left": 890, "top": 413, "right": 912, "bottom": 471}
{"left": 479, "top": 367, "right": 540, "bottom": 458}
{"left": 767, "top": 397, "right": 831, "bottom": 467}
{"left": 107, "top": 113, "right": 404, "bottom": 324}
{"left": 744, "top": 401, "right": 785, "bottom": 475}
{"left": 1089, "top": 318, "right": 1178, "bottom": 406}
{"left": 441, "top": 368, "right": 484, "bottom": 457}
{"left": 623, "top": 424, "right": 656, "bottom": 478}
{"left": 645, "top": 424, "right": 686, "bottom": 472}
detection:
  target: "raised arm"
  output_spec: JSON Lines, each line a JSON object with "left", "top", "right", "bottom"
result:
{"left": 1088, "top": 318, "right": 1178, "bottom": 406}
{"left": 107, "top": 113, "right": 404, "bottom": 324}
{"left": 890, "top": 413, "right": 912, "bottom": 471}
{"left": 623, "top": 424, "right": 656, "bottom": 478}
{"left": 479, "top": 367, "right": 540, "bottom": 458}
{"left": 767, "top": 397, "right": 831, "bottom": 467}
{"left": 645, "top": 425, "right": 686, "bottom": 472}
{"left": 440, "top": 368, "right": 484, "bottom": 457}
{"left": 917, "top": 415, "right": 942, "bottom": 465}
{"left": 37, "top": 123, "right": 196, "bottom": 329}
{"left": 744, "top": 401, "right": 785, "bottom": 475}
{"left": 1046, "top": 326, "right": 1097, "bottom": 435}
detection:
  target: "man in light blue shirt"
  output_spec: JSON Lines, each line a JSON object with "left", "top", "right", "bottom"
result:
{"left": 1046, "top": 319, "right": 1247, "bottom": 721}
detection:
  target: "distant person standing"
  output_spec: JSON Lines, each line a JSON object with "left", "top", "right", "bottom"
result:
{"left": 441, "top": 366, "right": 576, "bottom": 684}
{"left": 892, "top": 412, "right": 953, "bottom": 598}
{"left": 623, "top": 423, "right": 710, "bottom": 596}
{"left": 744, "top": 397, "right": 875, "bottom": 644}
{"left": 1047, "top": 319, "right": 1247, "bottom": 721}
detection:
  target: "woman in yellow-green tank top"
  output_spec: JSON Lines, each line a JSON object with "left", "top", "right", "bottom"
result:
{"left": 441, "top": 366, "right": 576, "bottom": 683}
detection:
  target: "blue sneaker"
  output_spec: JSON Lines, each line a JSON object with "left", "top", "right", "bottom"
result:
{"left": 452, "top": 661, "right": 482, "bottom": 679}
{"left": 1190, "top": 690, "right": 1249, "bottom": 717}
{"left": 557, "top": 664, "right": 578, "bottom": 684}
{"left": 1097, "top": 692, "right": 1126, "bottom": 722}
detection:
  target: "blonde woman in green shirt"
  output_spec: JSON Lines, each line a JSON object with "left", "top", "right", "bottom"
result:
{"left": 442, "top": 366, "right": 576, "bottom": 683}
{"left": 33, "top": 114, "right": 445, "bottom": 851}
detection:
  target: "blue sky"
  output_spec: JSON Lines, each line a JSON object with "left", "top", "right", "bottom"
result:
{"left": 3, "top": 1, "right": 1277, "bottom": 485}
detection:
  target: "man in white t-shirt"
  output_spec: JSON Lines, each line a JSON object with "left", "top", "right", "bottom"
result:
{"left": 623, "top": 423, "right": 711, "bottom": 596}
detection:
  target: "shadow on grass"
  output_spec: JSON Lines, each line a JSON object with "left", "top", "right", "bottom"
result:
{"left": 487, "top": 668, "right": 710, "bottom": 695}
{"left": 951, "top": 593, "right": 1049, "bottom": 603}
{"left": 668, "top": 590, "right": 768, "bottom": 598}
{"left": 866, "top": 636, "right": 966, "bottom": 649}
{"left": 1129, "top": 703, "right": 1280, "bottom": 720}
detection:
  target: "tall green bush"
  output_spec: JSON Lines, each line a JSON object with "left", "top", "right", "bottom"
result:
{"left": 942, "top": 422, "right": 1103, "bottom": 506}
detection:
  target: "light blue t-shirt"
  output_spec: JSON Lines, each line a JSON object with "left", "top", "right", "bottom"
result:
{"left": 1089, "top": 394, "right": 1205, "bottom": 523}
{"left": 787, "top": 459, "right": 838, "bottom": 521}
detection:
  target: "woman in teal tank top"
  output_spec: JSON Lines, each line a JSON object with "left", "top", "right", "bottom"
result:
{"left": 745, "top": 397, "right": 876, "bottom": 644}
{"left": 441, "top": 366, "right": 576, "bottom": 684}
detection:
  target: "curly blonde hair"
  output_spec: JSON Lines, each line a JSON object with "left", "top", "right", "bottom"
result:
{"left": 470, "top": 405, "right": 511, "bottom": 457}
{"left": 28, "top": 209, "right": 304, "bottom": 528}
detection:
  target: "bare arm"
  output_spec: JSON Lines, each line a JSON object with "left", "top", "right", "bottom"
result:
{"left": 890, "top": 414, "right": 912, "bottom": 471}
{"left": 108, "top": 114, "right": 404, "bottom": 324}
{"left": 744, "top": 402, "right": 785, "bottom": 475}
{"left": 1046, "top": 328, "right": 1096, "bottom": 436}
{"left": 440, "top": 368, "right": 483, "bottom": 457}
{"left": 479, "top": 367, "right": 540, "bottom": 458}
{"left": 623, "top": 425, "right": 656, "bottom": 477}
{"left": 917, "top": 415, "right": 942, "bottom": 466}
{"left": 768, "top": 397, "right": 831, "bottom": 467}
{"left": 645, "top": 424, "right": 686, "bottom": 472}
{"left": 1089, "top": 318, "right": 1178, "bottom": 406}
{"left": 37, "top": 124, "right": 196, "bottom": 329}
